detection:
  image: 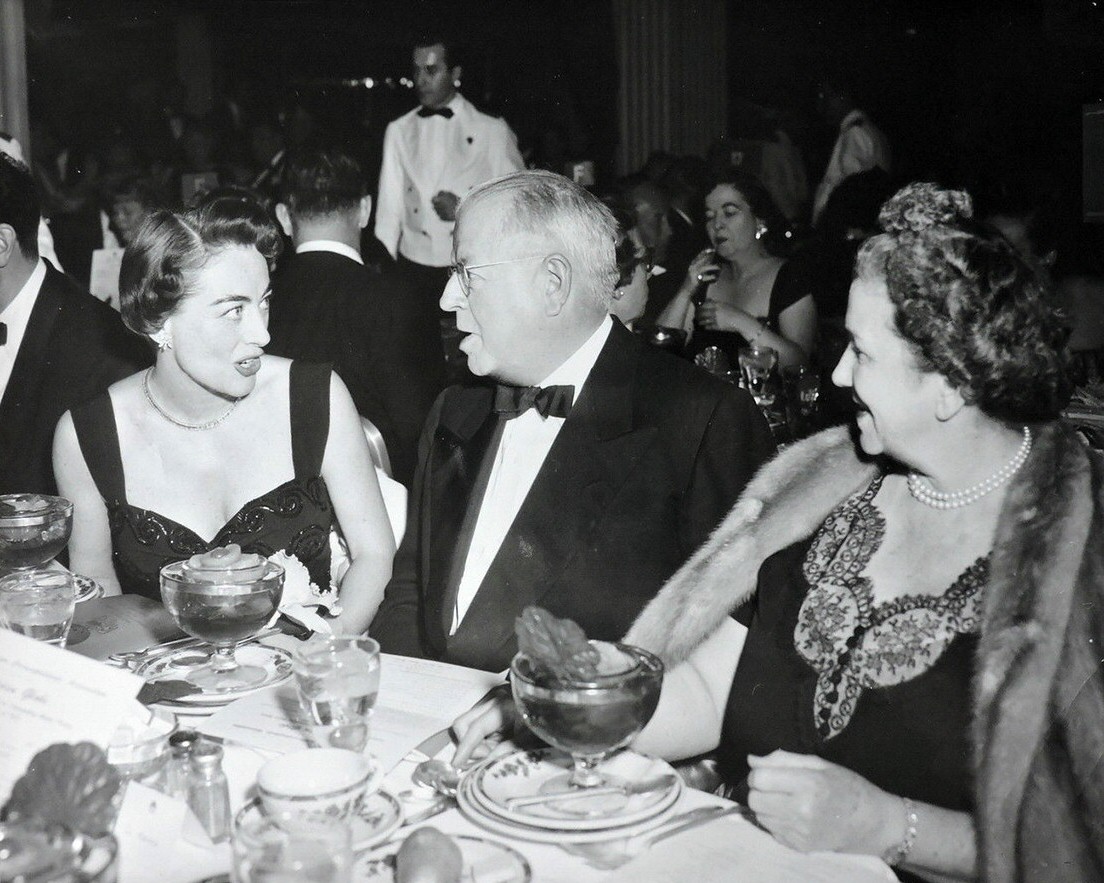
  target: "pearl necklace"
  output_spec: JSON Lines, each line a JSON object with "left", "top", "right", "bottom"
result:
{"left": 907, "top": 427, "right": 1032, "bottom": 510}
{"left": 143, "top": 368, "right": 237, "bottom": 431}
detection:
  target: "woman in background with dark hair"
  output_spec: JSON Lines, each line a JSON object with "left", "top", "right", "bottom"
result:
{"left": 656, "top": 168, "right": 816, "bottom": 367}
{"left": 53, "top": 194, "right": 395, "bottom": 633}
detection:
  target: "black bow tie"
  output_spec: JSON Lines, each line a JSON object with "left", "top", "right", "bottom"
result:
{"left": 493, "top": 384, "right": 574, "bottom": 420}
{"left": 0, "top": 321, "right": 6, "bottom": 346}
{"left": 417, "top": 106, "right": 454, "bottom": 119}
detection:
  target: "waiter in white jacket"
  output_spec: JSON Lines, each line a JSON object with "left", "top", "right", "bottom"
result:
{"left": 375, "top": 35, "right": 524, "bottom": 379}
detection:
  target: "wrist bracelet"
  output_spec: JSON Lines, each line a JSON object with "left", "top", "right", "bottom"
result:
{"left": 882, "top": 797, "right": 919, "bottom": 867}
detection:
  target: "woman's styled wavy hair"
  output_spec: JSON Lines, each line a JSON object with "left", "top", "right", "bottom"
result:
{"left": 854, "top": 182, "right": 1071, "bottom": 422}
{"left": 120, "top": 191, "right": 282, "bottom": 337}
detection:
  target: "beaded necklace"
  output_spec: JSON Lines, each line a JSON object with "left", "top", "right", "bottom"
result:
{"left": 906, "top": 427, "right": 1032, "bottom": 510}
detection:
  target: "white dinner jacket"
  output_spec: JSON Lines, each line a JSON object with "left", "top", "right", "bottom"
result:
{"left": 374, "top": 94, "right": 524, "bottom": 267}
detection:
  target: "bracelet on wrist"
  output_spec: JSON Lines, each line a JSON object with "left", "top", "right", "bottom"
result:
{"left": 882, "top": 797, "right": 919, "bottom": 867}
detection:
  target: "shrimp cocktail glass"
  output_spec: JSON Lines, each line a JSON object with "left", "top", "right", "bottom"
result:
{"left": 160, "top": 545, "right": 284, "bottom": 690}
{"left": 0, "top": 494, "right": 73, "bottom": 572}
{"left": 510, "top": 607, "right": 664, "bottom": 792}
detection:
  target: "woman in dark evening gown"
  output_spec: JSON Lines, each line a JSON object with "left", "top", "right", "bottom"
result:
{"left": 654, "top": 168, "right": 816, "bottom": 369}
{"left": 455, "top": 184, "right": 1103, "bottom": 880}
{"left": 53, "top": 194, "right": 395, "bottom": 633}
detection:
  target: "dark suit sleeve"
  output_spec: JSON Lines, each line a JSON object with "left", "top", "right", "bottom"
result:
{"left": 678, "top": 386, "right": 775, "bottom": 555}
{"left": 368, "top": 390, "right": 446, "bottom": 656}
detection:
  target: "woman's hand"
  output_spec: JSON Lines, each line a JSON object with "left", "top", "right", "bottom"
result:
{"left": 746, "top": 751, "right": 901, "bottom": 856}
{"left": 451, "top": 684, "right": 516, "bottom": 767}
{"left": 696, "top": 300, "right": 751, "bottom": 332}
{"left": 686, "top": 248, "right": 721, "bottom": 291}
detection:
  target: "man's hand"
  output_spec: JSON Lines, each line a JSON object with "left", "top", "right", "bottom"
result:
{"left": 451, "top": 683, "right": 516, "bottom": 767}
{"left": 432, "top": 191, "right": 461, "bottom": 222}
{"left": 746, "top": 750, "right": 902, "bottom": 856}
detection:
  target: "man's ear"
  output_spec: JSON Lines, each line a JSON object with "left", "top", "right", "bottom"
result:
{"left": 542, "top": 254, "right": 571, "bottom": 316}
{"left": 357, "top": 195, "right": 372, "bottom": 230}
{"left": 274, "top": 203, "right": 294, "bottom": 239}
{"left": 0, "top": 224, "right": 18, "bottom": 269}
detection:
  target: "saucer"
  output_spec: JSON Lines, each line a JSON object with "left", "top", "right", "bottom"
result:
{"left": 471, "top": 748, "right": 681, "bottom": 831}
{"left": 135, "top": 643, "right": 292, "bottom": 702}
{"left": 240, "top": 787, "right": 402, "bottom": 852}
{"left": 457, "top": 775, "right": 680, "bottom": 845}
{"left": 72, "top": 574, "right": 103, "bottom": 603}
{"left": 356, "top": 834, "right": 531, "bottom": 883}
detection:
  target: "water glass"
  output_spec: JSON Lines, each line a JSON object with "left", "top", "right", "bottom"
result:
{"left": 293, "top": 636, "right": 380, "bottom": 753}
{"left": 0, "top": 569, "right": 76, "bottom": 646}
{"left": 738, "top": 345, "right": 779, "bottom": 407}
{"left": 783, "top": 364, "right": 821, "bottom": 416}
{"left": 232, "top": 811, "right": 352, "bottom": 883}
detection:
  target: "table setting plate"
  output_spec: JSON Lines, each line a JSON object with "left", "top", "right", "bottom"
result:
{"left": 72, "top": 573, "right": 104, "bottom": 603}
{"left": 356, "top": 834, "right": 531, "bottom": 883}
{"left": 471, "top": 748, "right": 681, "bottom": 831}
{"left": 238, "top": 787, "right": 402, "bottom": 852}
{"left": 134, "top": 643, "right": 292, "bottom": 704}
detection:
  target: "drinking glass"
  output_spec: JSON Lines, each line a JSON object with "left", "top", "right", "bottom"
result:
{"left": 738, "top": 345, "right": 779, "bottom": 407}
{"left": 160, "top": 558, "right": 284, "bottom": 690}
{"left": 232, "top": 811, "right": 352, "bottom": 883}
{"left": 0, "top": 494, "right": 73, "bottom": 572}
{"left": 293, "top": 636, "right": 381, "bottom": 753}
{"left": 0, "top": 569, "right": 77, "bottom": 646}
{"left": 511, "top": 642, "right": 664, "bottom": 791}
{"left": 783, "top": 364, "right": 821, "bottom": 416}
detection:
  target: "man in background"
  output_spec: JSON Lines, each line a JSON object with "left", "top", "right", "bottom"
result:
{"left": 374, "top": 34, "right": 523, "bottom": 381}
{"left": 0, "top": 153, "right": 147, "bottom": 495}
{"left": 271, "top": 148, "right": 444, "bottom": 484}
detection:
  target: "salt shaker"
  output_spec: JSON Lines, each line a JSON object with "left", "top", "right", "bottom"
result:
{"left": 163, "top": 729, "right": 200, "bottom": 800}
{"left": 188, "top": 740, "right": 231, "bottom": 843}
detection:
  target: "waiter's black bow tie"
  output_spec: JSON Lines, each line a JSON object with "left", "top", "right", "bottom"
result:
{"left": 0, "top": 321, "right": 6, "bottom": 346}
{"left": 493, "top": 384, "right": 574, "bottom": 419}
{"left": 417, "top": 106, "right": 454, "bottom": 119}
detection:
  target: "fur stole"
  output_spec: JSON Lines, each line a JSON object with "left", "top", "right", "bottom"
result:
{"left": 625, "top": 425, "right": 877, "bottom": 664}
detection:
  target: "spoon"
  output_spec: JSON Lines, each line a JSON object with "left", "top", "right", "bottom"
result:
{"left": 411, "top": 759, "right": 462, "bottom": 798}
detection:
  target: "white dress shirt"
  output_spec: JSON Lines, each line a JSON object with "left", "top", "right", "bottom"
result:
{"left": 295, "top": 240, "right": 364, "bottom": 265}
{"left": 0, "top": 259, "right": 46, "bottom": 404}
{"left": 450, "top": 316, "right": 613, "bottom": 633}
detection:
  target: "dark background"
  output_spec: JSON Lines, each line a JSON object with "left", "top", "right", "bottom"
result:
{"left": 22, "top": 0, "right": 1104, "bottom": 240}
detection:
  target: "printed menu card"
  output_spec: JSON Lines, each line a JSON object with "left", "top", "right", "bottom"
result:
{"left": 0, "top": 630, "right": 143, "bottom": 801}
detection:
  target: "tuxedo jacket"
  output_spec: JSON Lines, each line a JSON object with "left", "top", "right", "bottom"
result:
{"left": 374, "top": 94, "right": 524, "bottom": 267}
{"left": 268, "top": 250, "right": 446, "bottom": 484}
{"left": 370, "top": 321, "right": 776, "bottom": 671}
{"left": 0, "top": 264, "right": 149, "bottom": 495}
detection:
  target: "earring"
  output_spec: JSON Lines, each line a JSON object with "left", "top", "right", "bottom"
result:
{"left": 755, "top": 225, "right": 768, "bottom": 241}
{"left": 151, "top": 329, "right": 172, "bottom": 352}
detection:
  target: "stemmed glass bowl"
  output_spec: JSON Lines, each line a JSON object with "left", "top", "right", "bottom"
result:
{"left": 160, "top": 555, "right": 284, "bottom": 690}
{"left": 0, "top": 494, "right": 73, "bottom": 572}
{"left": 510, "top": 642, "right": 664, "bottom": 792}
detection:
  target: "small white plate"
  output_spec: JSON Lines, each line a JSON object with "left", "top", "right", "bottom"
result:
{"left": 356, "top": 834, "right": 531, "bottom": 883}
{"left": 457, "top": 776, "right": 681, "bottom": 845}
{"left": 72, "top": 573, "right": 103, "bottom": 603}
{"left": 240, "top": 787, "right": 402, "bottom": 852}
{"left": 472, "top": 748, "right": 681, "bottom": 831}
{"left": 135, "top": 643, "right": 292, "bottom": 703}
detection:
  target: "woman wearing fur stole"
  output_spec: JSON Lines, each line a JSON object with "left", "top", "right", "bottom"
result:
{"left": 454, "top": 183, "right": 1103, "bottom": 881}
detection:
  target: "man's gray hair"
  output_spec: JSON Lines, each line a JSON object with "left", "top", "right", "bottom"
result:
{"left": 459, "top": 170, "right": 618, "bottom": 309}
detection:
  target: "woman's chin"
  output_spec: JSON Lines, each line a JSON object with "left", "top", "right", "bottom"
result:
{"left": 855, "top": 413, "right": 884, "bottom": 456}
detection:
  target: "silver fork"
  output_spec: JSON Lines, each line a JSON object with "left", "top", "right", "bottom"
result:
{"left": 560, "top": 805, "right": 748, "bottom": 871}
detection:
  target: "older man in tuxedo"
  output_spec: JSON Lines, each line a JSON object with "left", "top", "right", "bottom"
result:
{"left": 0, "top": 153, "right": 147, "bottom": 496}
{"left": 370, "top": 170, "right": 774, "bottom": 671}
{"left": 374, "top": 35, "right": 524, "bottom": 381}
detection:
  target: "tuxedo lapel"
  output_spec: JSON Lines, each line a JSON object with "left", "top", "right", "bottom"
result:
{"left": 421, "top": 385, "right": 500, "bottom": 656}
{"left": 447, "top": 324, "right": 657, "bottom": 663}
{"left": 398, "top": 113, "right": 436, "bottom": 199}
{"left": 0, "top": 278, "right": 60, "bottom": 433}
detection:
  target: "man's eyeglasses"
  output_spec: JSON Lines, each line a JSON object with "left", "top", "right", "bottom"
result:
{"left": 448, "top": 255, "right": 545, "bottom": 294}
